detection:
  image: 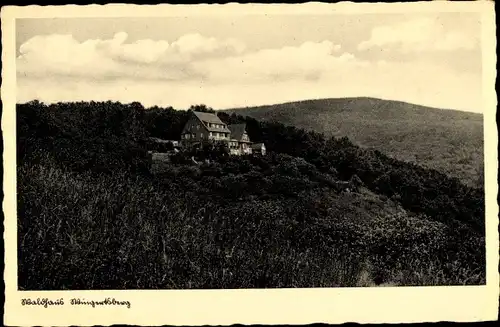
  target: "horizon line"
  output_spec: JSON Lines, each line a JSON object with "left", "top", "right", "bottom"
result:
{"left": 17, "top": 95, "right": 483, "bottom": 115}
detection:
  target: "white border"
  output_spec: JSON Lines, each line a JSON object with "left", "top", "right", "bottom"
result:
{"left": 2, "top": 2, "right": 498, "bottom": 325}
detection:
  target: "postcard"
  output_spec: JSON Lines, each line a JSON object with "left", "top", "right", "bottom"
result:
{"left": 2, "top": 1, "right": 498, "bottom": 325}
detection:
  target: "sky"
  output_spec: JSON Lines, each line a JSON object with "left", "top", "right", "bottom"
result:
{"left": 16, "top": 13, "right": 483, "bottom": 112}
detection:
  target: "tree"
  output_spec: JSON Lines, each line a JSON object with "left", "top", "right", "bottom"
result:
{"left": 189, "top": 104, "right": 215, "bottom": 113}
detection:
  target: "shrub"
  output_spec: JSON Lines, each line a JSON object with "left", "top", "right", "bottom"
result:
{"left": 17, "top": 101, "right": 486, "bottom": 289}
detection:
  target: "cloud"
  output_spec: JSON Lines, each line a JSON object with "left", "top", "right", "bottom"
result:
{"left": 16, "top": 32, "right": 482, "bottom": 112}
{"left": 195, "top": 40, "right": 349, "bottom": 83}
{"left": 358, "top": 17, "right": 478, "bottom": 53}
{"left": 17, "top": 32, "right": 247, "bottom": 80}
{"left": 17, "top": 32, "right": 349, "bottom": 84}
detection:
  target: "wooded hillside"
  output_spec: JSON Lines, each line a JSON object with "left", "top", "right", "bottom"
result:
{"left": 225, "top": 97, "right": 484, "bottom": 187}
{"left": 17, "top": 101, "right": 485, "bottom": 289}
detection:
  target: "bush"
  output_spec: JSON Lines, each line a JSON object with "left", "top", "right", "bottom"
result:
{"left": 17, "top": 101, "right": 485, "bottom": 289}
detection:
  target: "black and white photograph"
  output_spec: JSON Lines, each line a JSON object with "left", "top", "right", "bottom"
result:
{"left": 2, "top": 2, "right": 498, "bottom": 325}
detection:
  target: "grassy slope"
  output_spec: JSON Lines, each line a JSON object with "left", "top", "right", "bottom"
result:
{"left": 19, "top": 154, "right": 484, "bottom": 289}
{"left": 17, "top": 102, "right": 485, "bottom": 289}
{"left": 225, "top": 97, "right": 484, "bottom": 187}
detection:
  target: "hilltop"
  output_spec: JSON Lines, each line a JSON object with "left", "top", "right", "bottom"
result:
{"left": 224, "top": 97, "right": 484, "bottom": 187}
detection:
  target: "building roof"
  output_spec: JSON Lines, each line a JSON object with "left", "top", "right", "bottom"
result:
{"left": 251, "top": 142, "right": 265, "bottom": 149}
{"left": 192, "top": 111, "right": 231, "bottom": 133}
{"left": 192, "top": 111, "right": 223, "bottom": 124}
{"left": 228, "top": 123, "right": 249, "bottom": 141}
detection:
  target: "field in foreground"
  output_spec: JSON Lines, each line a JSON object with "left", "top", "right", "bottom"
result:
{"left": 17, "top": 101, "right": 485, "bottom": 289}
{"left": 225, "top": 97, "right": 484, "bottom": 187}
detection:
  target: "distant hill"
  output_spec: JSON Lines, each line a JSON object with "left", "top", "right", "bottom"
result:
{"left": 225, "top": 97, "right": 484, "bottom": 187}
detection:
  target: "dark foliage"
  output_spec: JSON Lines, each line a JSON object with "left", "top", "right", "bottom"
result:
{"left": 216, "top": 111, "right": 484, "bottom": 234}
{"left": 17, "top": 101, "right": 485, "bottom": 289}
{"left": 17, "top": 100, "right": 150, "bottom": 174}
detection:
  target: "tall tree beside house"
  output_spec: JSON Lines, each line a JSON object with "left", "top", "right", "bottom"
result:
{"left": 189, "top": 104, "right": 216, "bottom": 113}
{"left": 144, "top": 105, "right": 190, "bottom": 141}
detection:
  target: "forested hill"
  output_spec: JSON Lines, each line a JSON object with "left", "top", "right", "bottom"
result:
{"left": 17, "top": 100, "right": 485, "bottom": 233}
{"left": 224, "top": 97, "right": 484, "bottom": 187}
{"left": 17, "top": 101, "right": 485, "bottom": 289}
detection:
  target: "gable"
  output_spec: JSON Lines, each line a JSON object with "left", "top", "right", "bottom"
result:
{"left": 228, "top": 123, "right": 248, "bottom": 141}
{"left": 182, "top": 115, "right": 207, "bottom": 134}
